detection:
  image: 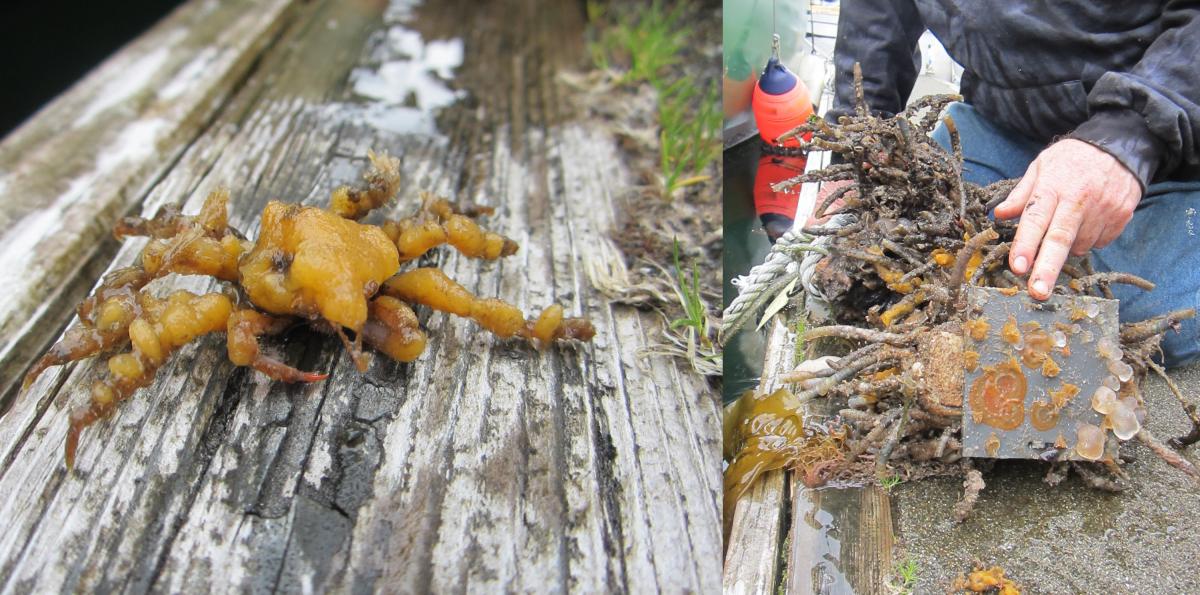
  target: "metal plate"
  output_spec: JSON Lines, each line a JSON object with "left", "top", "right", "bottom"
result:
{"left": 961, "top": 286, "right": 1119, "bottom": 460}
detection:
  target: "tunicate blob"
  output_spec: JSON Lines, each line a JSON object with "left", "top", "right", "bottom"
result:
{"left": 1030, "top": 401, "right": 1059, "bottom": 431}
{"left": 1075, "top": 423, "right": 1105, "bottom": 460}
{"left": 1102, "top": 375, "right": 1121, "bottom": 392}
{"left": 1109, "top": 398, "right": 1141, "bottom": 440}
{"left": 1001, "top": 316, "right": 1021, "bottom": 345}
{"left": 1097, "top": 337, "right": 1122, "bottom": 360}
{"left": 1106, "top": 359, "right": 1134, "bottom": 383}
{"left": 1091, "top": 386, "right": 1118, "bottom": 415}
{"left": 1122, "top": 396, "right": 1147, "bottom": 425}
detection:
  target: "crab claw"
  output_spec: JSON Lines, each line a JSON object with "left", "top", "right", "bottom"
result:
{"left": 251, "top": 355, "right": 329, "bottom": 383}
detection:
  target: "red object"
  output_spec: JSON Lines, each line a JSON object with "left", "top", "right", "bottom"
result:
{"left": 752, "top": 57, "right": 815, "bottom": 147}
{"left": 754, "top": 155, "right": 807, "bottom": 218}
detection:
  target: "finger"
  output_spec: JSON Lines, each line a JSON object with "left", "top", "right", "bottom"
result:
{"left": 994, "top": 161, "right": 1040, "bottom": 219}
{"left": 1028, "top": 199, "right": 1086, "bottom": 300}
{"left": 1008, "top": 186, "right": 1058, "bottom": 276}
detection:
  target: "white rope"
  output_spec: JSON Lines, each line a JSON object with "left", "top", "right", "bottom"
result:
{"left": 722, "top": 213, "right": 855, "bottom": 337}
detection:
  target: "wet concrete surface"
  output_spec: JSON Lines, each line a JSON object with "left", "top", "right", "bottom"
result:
{"left": 893, "top": 364, "right": 1200, "bottom": 593}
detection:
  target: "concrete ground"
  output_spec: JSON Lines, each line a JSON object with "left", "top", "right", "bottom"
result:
{"left": 893, "top": 365, "right": 1200, "bottom": 593}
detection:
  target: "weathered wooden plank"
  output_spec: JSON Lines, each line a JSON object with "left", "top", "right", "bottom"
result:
{"left": 722, "top": 318, "right": 797, "bottom": 594}
{"left": 0, "top": 0, "right": 297, "bottom": 406}
{"left": 788, "top": 485, "right": 896, "bottom": 595}
{"left": 722, "top": 470, "right": 787, "bottom": 595}
{"left": 0, "top": 0, "right": 720, "bottom": 593}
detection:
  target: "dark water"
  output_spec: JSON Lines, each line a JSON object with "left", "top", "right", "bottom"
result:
{"left": 0, "top": 0, "right": 184, "bottom": 137}
{"left": 722, "top": 139, "right": 772, "bottom": 403}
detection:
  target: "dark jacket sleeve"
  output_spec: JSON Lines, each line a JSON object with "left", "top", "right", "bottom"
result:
{"left": 1069, "top": 3, "right": 1200, "bottom": 188}
{"left": 827, "top": 0, "right": 925, "bottom": 121}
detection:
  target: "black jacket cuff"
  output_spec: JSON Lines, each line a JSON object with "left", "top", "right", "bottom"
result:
{"left": 1069, "top": 109, "right": 1166, "bottom": 190}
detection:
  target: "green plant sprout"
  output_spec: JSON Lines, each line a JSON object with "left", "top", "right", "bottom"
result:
{"left": 671, "top": 237, "right": 712, "bottom": 349}
{"left": 888, "top": 558, "right": 919, "bottom": 595}
{"left": 587, "top": 1, "right": 719, "bottom": 197}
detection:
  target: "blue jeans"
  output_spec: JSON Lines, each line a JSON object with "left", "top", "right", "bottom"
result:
{"left": 932, "top": 103, "right": 1200, "bottom": 367}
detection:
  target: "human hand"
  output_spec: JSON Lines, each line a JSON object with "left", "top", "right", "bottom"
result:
{"left": 993, "top": 139, "right": 1142, "bottom": 299}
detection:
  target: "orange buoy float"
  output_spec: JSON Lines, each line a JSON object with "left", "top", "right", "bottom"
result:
{"left": 754, "top": 154, "right": 806, "bottom": 219}
{"left": 752, "top": 53, "right": 814, "bottom": 148}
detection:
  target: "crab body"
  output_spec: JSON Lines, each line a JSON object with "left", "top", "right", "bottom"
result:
{"left": 239, "top": 201, "right": 399, "bottom": 330}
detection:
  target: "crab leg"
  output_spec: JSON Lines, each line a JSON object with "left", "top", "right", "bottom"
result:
{"left": 381, "top": 194, "right": 519, "bottom": 262}
{"left": 23, "top": 326, "right": 129, "bottom": 390}
{"left": 382, "top": 268, "right": 595, "bottom": 347}
{"left": 26, "top": 276, "right": 146, "bottom": 389}
{"left": 77, "top": 266, "right": 152, "bottom": 321}
{"left": 67, "top": 291, "right": 235, "bottom": 469}
{"left": 329, "top": 151, "right": 402, "bottom": 220}
{"left": 116, "top": 188, "right": 234, "bottom": 240}
{"left": 361, "top": 296, "right": 428, "bottom": 363}
{"left": 227, "top": 309, "right": 329, "bottom": 383}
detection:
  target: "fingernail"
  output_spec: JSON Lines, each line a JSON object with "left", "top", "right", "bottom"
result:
{"left": 1013, "top": 256, "right": 1028, "bottom": 273}
{"left": 1032, "top": 278, "right": 1047, "bottom": 295}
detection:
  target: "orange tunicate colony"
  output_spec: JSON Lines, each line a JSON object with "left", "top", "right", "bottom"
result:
{"left": 869, "top": 246, "right": 920, "bottom": 294}
{"left": 1000, "top": 315, "right": 1021, "bottom": 344}
{"left": 1048, "top": 383, "right": 1079, "bottom": 409}
{"left": 958, "top": 566, "right": 1021, "bottom": 595}
{"left": 1019, "top": 324, "right": 1054, "bottom": 369}
{"left": 965, "top": 318, "right": 990, "bottom": 341}
{"left": 963, "top": 350, "right": 980, "bottom": 372}
{"left": 1040, "top": 356, "right": 1060, "bottom": 377}
{"left": 985, "top": 432, "right": 1001, "bottom": 456}
{"left": 968, "top": 357, "right": 1026, "bottom": 430}
{"left": 1030, "top": 400, "right": 1059, "bottom": 431}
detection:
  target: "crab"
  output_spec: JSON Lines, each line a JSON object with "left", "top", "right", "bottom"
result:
{"left": 22, "top": 151, "right": 595, "bottom": 468}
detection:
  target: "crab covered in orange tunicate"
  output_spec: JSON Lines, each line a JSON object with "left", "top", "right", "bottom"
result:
{"left": 23, "top": 151, "right": 595, "bottom": 468}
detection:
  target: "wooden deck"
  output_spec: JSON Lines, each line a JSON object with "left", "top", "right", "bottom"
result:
{"left": 0, "top": 0, "right": 720, "bottom": 592}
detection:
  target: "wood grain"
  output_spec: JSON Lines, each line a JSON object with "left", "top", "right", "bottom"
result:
{"left": 0, "top": 0, "right": 720, "bottom": 592}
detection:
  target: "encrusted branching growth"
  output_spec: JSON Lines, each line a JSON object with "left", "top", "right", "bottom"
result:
{"left": 23, "top": 152, "right": 595, "bottom": 469}
{"left": 724, "top": 64, "right": 1200, "bottom": 522}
